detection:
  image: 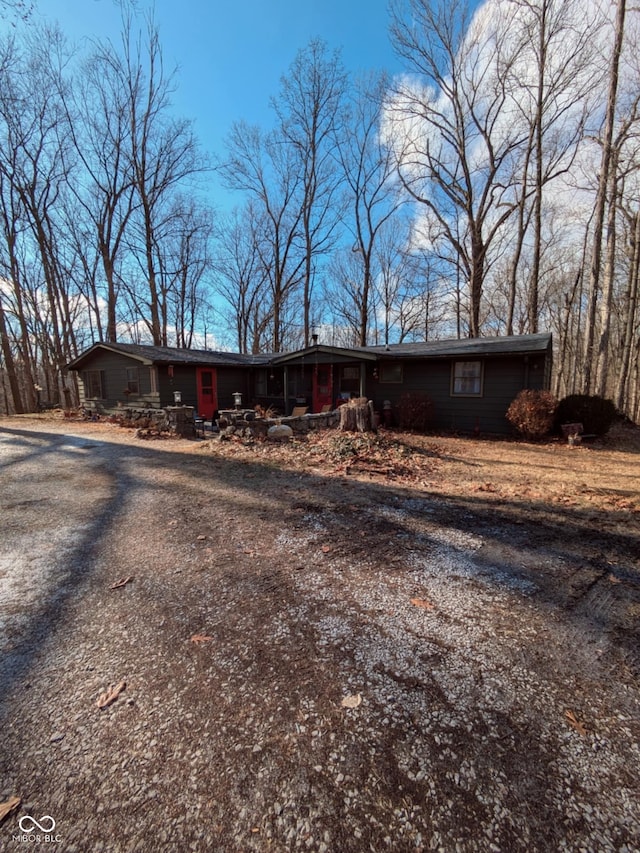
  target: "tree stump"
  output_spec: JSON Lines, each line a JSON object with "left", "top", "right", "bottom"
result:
{"left": 338, "top": 397, "right": 376, "bottom": 433}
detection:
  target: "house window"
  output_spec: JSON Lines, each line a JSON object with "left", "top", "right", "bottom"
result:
{"left": 342, "top": 366, "right": 360, "bottom": 380}
{"left": 126, "top": 367, "right": 139, "bottom": 395}
{"left": 85, "top": 370, "right": 104, "bottom": 399}
{"left": 380, "top": 363, "right": 403, "bottom": 383}
{"left": 452, "top": 361, "right": 483, "bottom": 396}
{"left": 255, "top": 369, "right": 267, "bottom": 396}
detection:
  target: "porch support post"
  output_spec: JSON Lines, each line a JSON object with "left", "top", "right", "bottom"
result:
{"left": 359, "top": 362, "right": 366, "bottom": 398}
{"left": 283, "top": 366, "right": 289, "bottom": 413}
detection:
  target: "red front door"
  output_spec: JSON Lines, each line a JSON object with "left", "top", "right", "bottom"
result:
{"left": 312, "top": 364, "right": 333, "bottom": 412}
{"left": 196, "top": 367, "right": 218, "bottom": 419}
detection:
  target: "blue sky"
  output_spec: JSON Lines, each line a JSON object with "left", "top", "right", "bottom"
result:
{"left": 31, "top": 0, "right": 408, "bottom": 208}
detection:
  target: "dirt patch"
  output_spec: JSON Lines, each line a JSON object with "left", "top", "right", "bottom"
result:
{"left": 0, "top": 414, "right": 639, "bottom": 852}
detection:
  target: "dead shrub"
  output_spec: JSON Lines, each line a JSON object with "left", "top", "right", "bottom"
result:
{"left": 506, "top": 389, "right": 558, "bottom": 440}
{"left": 395, "top": 392, "right": 434, "bottom": 432}
{"left": 254, "top": 404, "right": 279, "bottom": 419}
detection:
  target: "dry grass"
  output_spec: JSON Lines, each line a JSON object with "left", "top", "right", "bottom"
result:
{"left": 196, "top": 420, "right": 640, "bottom": 520}
{"left": 4, "top": 410, "right": 639, "bottom": 529}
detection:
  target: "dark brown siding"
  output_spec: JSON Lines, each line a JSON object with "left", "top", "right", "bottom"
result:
{"left": 368, "top": 352, "right": 550, "bottom": 434}
{"left": 216, "top": 368, "right": 251, "bottom": 411}
{"left": 158, "top": 365, "right": 248, "bottom": 412}
{"left": 159, "top": 364, "right": 197, "bottom": 408}
{"left": 78, "top": 352, "right": 160, "bottom": 410}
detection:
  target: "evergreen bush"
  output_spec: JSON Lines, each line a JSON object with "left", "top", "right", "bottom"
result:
{"left": 555, "top": 394, "right": 617, "bottom": 436}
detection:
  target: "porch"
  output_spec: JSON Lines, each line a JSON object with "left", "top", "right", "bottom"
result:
{"left": 251, "top": 345, "right": 377, "bottom": 416}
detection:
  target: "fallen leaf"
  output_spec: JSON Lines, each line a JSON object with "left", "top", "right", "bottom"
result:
{"left": 608, "top": 574, "right": 621, "bottom": 584}
{"left": 190, "top": 634, "right": 213, "bottom": 644}
{"left": 97, "top": 680, "right": 127, "bottom": 709}
{"left": 111, "top": 576, "right": 134, "bottom": 589}
{"left": 0, "top": 796, "right": 20, "bottom": 823}
{"left": 341, "top": 693, "right": 362, "bottom": 709}
{"left": 197, "top": 534, "right": 207, "bottom": 541}
{"left": 410, "top": 597, "right": 434, "bottom": 610}
{"left": 565, "top": 709, "right": 587, "bottom": 736}
{"left": 321, "top": 545, "right": 331, "bottom": 553}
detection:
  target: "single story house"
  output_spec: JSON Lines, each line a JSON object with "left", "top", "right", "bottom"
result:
{"left": 66, "top": 332, "right": 552, "bottom": 434}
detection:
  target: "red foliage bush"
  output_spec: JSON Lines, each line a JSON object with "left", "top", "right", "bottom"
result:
{"left": 506, "top": 389, "right": 558, "bottom": 440}
{"left": 395, "top": 392, "right": 435, "bottom": 432}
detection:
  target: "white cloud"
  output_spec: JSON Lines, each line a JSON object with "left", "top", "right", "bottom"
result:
{"left": 382, "top": 0, "right": 640, "bottom": 300}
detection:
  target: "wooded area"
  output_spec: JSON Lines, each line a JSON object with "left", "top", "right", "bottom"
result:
{"left": 0, "top": 0, "right": 638, "bottom": 421}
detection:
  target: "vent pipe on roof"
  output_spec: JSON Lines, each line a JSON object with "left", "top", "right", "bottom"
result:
{"left": 312, "top": 333, "right": 318, "bottom": 346}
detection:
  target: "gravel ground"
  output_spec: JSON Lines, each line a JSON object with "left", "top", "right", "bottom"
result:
{"left": 0, "top": 417, "right": 639, "bottom": 853}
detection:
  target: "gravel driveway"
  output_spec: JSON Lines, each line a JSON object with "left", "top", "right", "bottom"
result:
{"left": 1, "top": 420, "right": 638, "bottom": 852}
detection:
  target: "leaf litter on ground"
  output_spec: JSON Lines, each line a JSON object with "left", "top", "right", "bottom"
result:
{"left": 201, "top": 429, "right": 443, "bottom": 485}
{"left": 110, "top": 576, "right": 134, "bottom": 589}
{"left": 190, "top": 634, "right": 214, "bottom": 644}
{"left": 0, "top": 797, "right": 20, "bottom": 823}
{"left": 96, "top": 681, "right": 126, "bottom": 709}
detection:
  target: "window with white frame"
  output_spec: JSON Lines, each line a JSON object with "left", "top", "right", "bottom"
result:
{"left": 452, "top": 361, "right": 483, "bottom": 396}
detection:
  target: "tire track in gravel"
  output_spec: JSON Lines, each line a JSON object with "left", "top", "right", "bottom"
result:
{"left": 1, "top": 423, "right": 639, "bottom": 853}
{"left": 0, "top": 429, "right": 122, "bottom": 703}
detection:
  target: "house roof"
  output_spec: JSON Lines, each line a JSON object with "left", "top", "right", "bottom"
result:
{"left": 67, "top": 342, "right": 273, "bottom": 371}
{"left": 363, "top": 332, "right": 552, "bottom": 360}
{"left": 272, "top": 344, "right": 378, "bottom": 365}
{"left": 67, "top": 333, "right": 552, "bottom": 372}
{"left": 270, "top": 333, "right": 551, "bottom": 364}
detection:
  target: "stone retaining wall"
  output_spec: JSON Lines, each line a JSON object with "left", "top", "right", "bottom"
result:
{"left": 218, "top": 411, "right": 339, "bottom": 439}
{"left": 110, "top": 407, "right": 194, "bottom": 437}
{"left": 114, "top": 407, "right": 340, "bottom": 439}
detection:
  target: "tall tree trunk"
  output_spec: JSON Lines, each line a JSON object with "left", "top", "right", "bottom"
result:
{"left": 615, "top": 211, "right": 640, "bottom": 411}
{"left": 469, "top": 229, "right": 485, "bottom": 337}
{"left": 594, "top": 151, "right": 620, "bottom": 397}
{"left": 0, "top": 299, "right": 24, "bottom": 413}
{"left": 100, "top": 241, "right": 117, "bottom": 342}
{"left": 582, "top": 0, "right": 626, "bottom": 392}
{"left": 528, "top": 0, "right": 547, "bottom": 335}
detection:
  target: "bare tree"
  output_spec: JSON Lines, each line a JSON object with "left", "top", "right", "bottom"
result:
{"left": 322, "top": 248, "right": 369, "bottom": 346}
{"left": 0, "top": 288, "right": 23, "bottom": 412}
{"left": 273, "top": 39, "right": 347, "bottom": 347}
{"left": 220, "top": 121, "right": 306, "bottom": 351}
{"left": 154, "top": 195, "right": 214, "bottom": 348}
{"left": 213, "top": 205, "right": 270, "bottom": 353}
{"left": 387, "top": 0, "right": 528, "bottom": 337}
{"left": 121, "top": 13, "right": 204, "bottom": 345}
{"left": 0, "top": 0, "right": 34, "bottom": 25}
{"left": 334, "top": 72, "right": 407, "bottom": 345}
{"left": 59, "top": 36, "right": 137, "bottom": 343}
{"left": 0, "top": 25, "right": 78, "bottom": 407}
{"left": 0, "top": 36, "right": 31, "bottom": 415}
{"left": 615, "top": 207, "right": 640, "bottom": 409}
{"left": 502, "top": 0, "right": 599, "bottom": 334}
{"left": 582, "top": 0, "right": 627, "bottom": 392}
